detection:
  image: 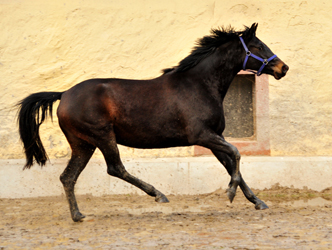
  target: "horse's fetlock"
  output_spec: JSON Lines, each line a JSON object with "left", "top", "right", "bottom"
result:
{"left": 233, "top": 174, "right": 242, "bottom": 183}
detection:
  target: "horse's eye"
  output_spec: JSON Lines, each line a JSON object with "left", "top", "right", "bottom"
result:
{"left": 252, "top": 45, "right": 263, "bottom": 51}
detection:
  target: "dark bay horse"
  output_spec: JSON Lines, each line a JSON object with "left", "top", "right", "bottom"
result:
{"left": 17, "top": 23, "right": 288, "bottom": 222}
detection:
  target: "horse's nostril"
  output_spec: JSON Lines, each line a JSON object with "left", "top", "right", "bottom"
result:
{"left": 282, "top": 64, "right": 289, "bottom": 74}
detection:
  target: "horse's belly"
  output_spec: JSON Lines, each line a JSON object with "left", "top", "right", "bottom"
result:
{"left": 114, "top": 127, "right": 190, "bottom": 149}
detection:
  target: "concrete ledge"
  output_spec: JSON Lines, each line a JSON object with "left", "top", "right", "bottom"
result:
{"left": 1, "top": 156, "right": 332, "bottom": 198}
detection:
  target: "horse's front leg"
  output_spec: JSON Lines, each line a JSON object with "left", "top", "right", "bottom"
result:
{"left": 212, "top": 150, "right": 268, "bottom": 209}
{"left": 210, "top": 150, "right": 240, "bottom": 202}
{"left": 239, "top": 178, "right": 268, "bottom": 210}
{"left": 198, "top": 132, "right": 268, "bottom": 209}
{"left": 199, "top": 133, "right": 242, "bottom": 202}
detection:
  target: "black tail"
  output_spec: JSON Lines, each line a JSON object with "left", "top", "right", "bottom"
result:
{"left": 17, "top": 92, "right": 64, "bottom": 169}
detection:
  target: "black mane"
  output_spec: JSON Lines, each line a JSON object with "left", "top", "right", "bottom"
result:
{"left": 163, "top": 26, "right": 250, "bottom": 74}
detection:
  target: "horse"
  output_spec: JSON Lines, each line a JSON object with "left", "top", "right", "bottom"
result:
{"left": 17, "top": 23, "right": 288, "bottom": 222}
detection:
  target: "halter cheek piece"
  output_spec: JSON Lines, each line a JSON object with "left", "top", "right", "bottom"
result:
{"left": 239, "top": 36, "right": 277, "bottom": 76}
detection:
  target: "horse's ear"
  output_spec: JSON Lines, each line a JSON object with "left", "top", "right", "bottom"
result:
{"left": 250, "top": 23, "right": 258, "bottom": 35}
{"left": 244, "top": 23, "right": 258, "bottom": 41}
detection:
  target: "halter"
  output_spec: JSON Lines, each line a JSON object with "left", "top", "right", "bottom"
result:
{"left": 239, "top": 36, "right": 277, "bottom": 76}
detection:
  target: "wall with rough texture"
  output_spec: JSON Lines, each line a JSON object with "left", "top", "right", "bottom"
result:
{"left": 0, "top": 0, "right": 331, "bottom": 160}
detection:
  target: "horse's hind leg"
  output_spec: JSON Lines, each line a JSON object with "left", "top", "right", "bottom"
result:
{"left": 97, "top": 130, "right": 169, "bottom": 203}
{"left": 60, "top": 137, "right": 96, "bottom": 222}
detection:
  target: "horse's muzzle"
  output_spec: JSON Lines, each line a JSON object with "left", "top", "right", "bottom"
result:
{"left": 273, "top": 60, "right": 289, "bottom": 80}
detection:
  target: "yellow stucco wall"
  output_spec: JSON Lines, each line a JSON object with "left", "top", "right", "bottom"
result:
{"left": 1, "top": 0, "right": 331, "bottom": 159}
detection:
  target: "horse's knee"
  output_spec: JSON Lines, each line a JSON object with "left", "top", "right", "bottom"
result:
{"left": 230, "top": 145, "right": 241, "bottom": 161}
{"left": 235, "top": 150, "right": 241, "bottom": 161}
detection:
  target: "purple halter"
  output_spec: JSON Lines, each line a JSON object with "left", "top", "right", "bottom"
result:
{"left": 239, "top": 36, "right": 277, "bottom": 76}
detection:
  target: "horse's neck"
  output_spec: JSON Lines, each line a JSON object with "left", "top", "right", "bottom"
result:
{"left": 191, "top": 47, "right": 242, "bottom": 100}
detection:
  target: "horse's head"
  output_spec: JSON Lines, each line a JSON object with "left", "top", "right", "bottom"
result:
{"left": 240, "top": 23, "right": 289, "bottom": 80}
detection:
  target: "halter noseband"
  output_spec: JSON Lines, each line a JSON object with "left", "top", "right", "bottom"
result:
{"left": 239, "top": 36, "right": 277, "bottom": 76}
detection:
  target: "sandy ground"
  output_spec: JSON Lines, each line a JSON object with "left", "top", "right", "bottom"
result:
{"left": 1, "top": 185, "right": 332, "bottom": 249}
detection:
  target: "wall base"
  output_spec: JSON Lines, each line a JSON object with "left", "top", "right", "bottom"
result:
{"left": 1, "top": 156, "right": 331, "bottom": 198}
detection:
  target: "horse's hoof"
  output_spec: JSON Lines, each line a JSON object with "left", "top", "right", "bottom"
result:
{"left": 72, "top": 212, "right": 86, "bottom": 222}
{"left": 155, "top": 195, "right": 169, "bottom": 203}
{"left": 255, "top": 201, "right": 269, "bottom": 210}
{"left": 226, "top": 188, "right": 236, "bottom": 203}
